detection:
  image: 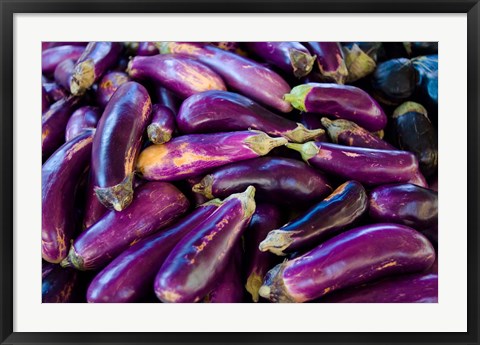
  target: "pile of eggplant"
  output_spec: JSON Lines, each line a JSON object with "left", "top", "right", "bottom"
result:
{"left": 42, "top": 41, "right": 438, "bottom": 303}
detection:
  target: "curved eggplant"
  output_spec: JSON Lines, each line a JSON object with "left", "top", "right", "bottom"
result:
{"left": 42, "top": 45, "right": 85, "bottom": 75}
{"left": 53, "top": 59, "right": 75, "bottom": 90}
{"left": 82, "top": 173, "right": 107, "bottom": 230}
{"left": 42, "top": 130, "right": 94, "bottom": 263}
{"left": 259, "top": 223, "right": 435, "bottom": 302}
{"left": 95, "top": 71, "right": 130, "bottom": 108}
{"left": 158, "top": 42, "right": 292, "bottom": 112}
{"left": 70, "top": 42, "right": 123, "bottom": 95}
{"left": 91, "top": 81, "right": 152, "bottom": 211}
{"left": 154, "top": 186, "right": 256, "bottom": 303}
{"left": 259, "top": 181, "right": 368, "bottom": 256}
{"left": 177, "top": 91, "right": 324, "bottom": 143}
{"left": 244, "top": 42, "right": 316, "bottom": 78}
{"left": 65, "top": 106, "right": 101, "bottom": 141}
{"left": 286, "top": 141, "right": 428, "bottom": 187}
{"left": 147, "top": 104, "right": 176, "bottom": 144}
{"left": 284, "top": 83, "right": 387, "bottom": 132}
{"left": 42, "top": 261, "right": 79, "bottom": 303}
{"left": 136, "top": 130, "right": 287, "bottom": 182}
{"left": 372, "top": 58, "right": 417, "bottom": 105}
{"left": 154, "top": 86, "right": 180, "bottom": 114}
{"left": 192, "top": 156, "right": 332, "bottom": 206}
{"left": 87, "top": 199, "right": 221, "bottom": 303}
{"left": 61, "top": 181, "right": 190, "bottom": 271}
{"left": 305, "top": 42, "right": 348, "bottom": 84}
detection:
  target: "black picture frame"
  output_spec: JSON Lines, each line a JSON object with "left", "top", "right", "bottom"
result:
{"left": 1, "top": 1, "right": 479, "bottom": 344}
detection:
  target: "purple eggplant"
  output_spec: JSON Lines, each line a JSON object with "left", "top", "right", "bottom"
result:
{"left": 95, "top": 71, "right": 130, "bottom": 108}
{"left": 136, "top": 130, "right": 287, "bottom": 182}
{"left": 177, "top": 91, "right": 324, "bottom": 143}
{"left": 42, "top": 261, "right": 79, "bottom": 303}
{"left": 128, "top": 55, "right": 226, "bottom": 99}
{"left": 42, "top": 96, "right": 81, "bottom": 160}
{"left": 305, "top": 42, "right": 348, "bottom": 84}
{"left": 147, "top": 104, "right": 176, "bottom": 144}
{"left": 42, "top": 42, "right": 88, "bottom": 51}
{"left": 91, "top": 81, "right": 152, "bottom": 211}
{"left": 42, "top": 45, "right": 85, "bottom": 75}
{"left": 42, "top": 130, "right": 94, "bottom": 263}
{"left": 192, "top": 156, "right": 332, "bottom": 206}
{"left": 369, "top": 183, "right": 438, "bottom": 232}
{"left": 82, "top": 173, "right": 107, "bottom": 230}
{"left": 158, "top": 42, "right": 292, "bottom": 113}
{"left": 87, "top": 199, "right": 221, "bottom": 303}
{"left": 62, "top": 182, "right": 190, "bottom": 271}
{"left": 259, "top": 181, "right": 368, "bottom": 256}
{"left": 244, "top": 204, "right": 283, "bottom": 302}
{"left": 42, "top": 85, "right": 50, "bottom": 113}
{"left": 128, "top": 41, "right": 160, "bottom": 56}
{"left": 286, "top": 141, "right": 428, "bottom": 187}
{"left": 70, "top": 42, "right": 123, "bottom": 96}
{"left": 65, "top": 106, "right": 101, "bottom": 141}
{"left": 284, "top": 83, "right": 387, "bottom": 132}
{"left": 343, "top": 43, "right": 376, "bottom": 82}
{"left": 259, "top": 223, "right": 435, "bottom": 303}
{"left": 43, "top": 82, "right": 67, "bottom": 102}
{"left": 154, "top": 86, "right": 180, "bottom": 114}
{"left": 53, "top": 59, "right": 75, "bottom": 90}
{"left": 244, "top": 42, "right": 316, "bottom": 78}
{"left": 154, "top": 186, "right": 255, "bottom": 303}
{"left": 321, "top": 117, "right": 395, "bottom": 150}
{"left": 320, "top": 273, "right": 438, "bottom": 303}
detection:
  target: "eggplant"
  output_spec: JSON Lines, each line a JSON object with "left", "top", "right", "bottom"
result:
{"left": 147, "top": 104, "right": 176, "bottom": 144}
{"left": 154, "top": 186, "right": 256, "bottom": 303}
{"left": 321, "top": 117, "right": 395, "bottom": 150}
{"left": 320, "top": 273, "right": 437, "bottom": 303}
{"left": 158, "top": 42, "right": 292, "bottom": 113}
{"left": 42, "top": 261, "right": 79, "bottom": 303}
{"left": 61, "top": 181, "right": 190, "bottom": 271}
{"left": 128, "top": 55, "right": 227, "bottom": 99}
{"left": 392, "top": 102, "right": 438, "bottom": 177}
{"left": 177, "top": 91, "right": 323, "bottom": 143}
{"left": 371, "top": 58, "right": 417, "bottom": 105}
{"left": 42, "top": 130, "right": 94, "bottom": 263}
{"left": 192, "top": 156, "right": 332, "bottom": 206}
{"left": 154, "top": 86, "right": 180, "bottom": 114}
{"left": 42, "top": 96, "right": 81, "bottom": 160}
{"left": 244, "top": 42, "right": 316, "bottom": 78}
{"left": 369, "top": 183, "right": 438, "bottom": 232}
{"left": 91, "top": 81, "right": 152, "bottom": 211}
{"left": 284, "top": 83, "right": 387, "bottom": 132}
{"left": 82, "top": 173, "right": 107, "bottom": 230}
{"left": 244, "top": 203, "right": 283, "bottom": 302}
{"left": 286, "top": 141, "right": 428, "bottom": 187}
{"left": 136, "top": 130, "right": 287, "bottom": 182}
{"left": 412, "top": 55, "right": 438, "bottom": 117}
{"left": 305, "top": 42, "right": 348, "bottom": 84}
{"left": 42, "top": 85, "right": 50, "bottom": 113}
{"left": 70, "top": 42, "right": 123, "bottom": 96}
{"left": 42, "top": 45, "right": 85, "bottom": 75}
{"left": 259, "top": 223, "right": 436, "bottom": 303}
{"left": 53, "top": 59, "right": 75, "bottom": 90}
{"left": 87, "top": 199, "right": 221, "bottom": 303}
{"left": 343, "top": 43, "right": 376, "bottom": 82}
{"left": 43, "top": 82, "right": 67, "bottom": 102}
{"left": 129, "top": 41, "right": 160, "bottom": 56}
{"left": 96, "top": 71, "right": 130, "bottom": 108}
{"left": 343, "top": 42, "right": 385, "bottom": 62}
{"left": 210, "top": 42, "right": 245, "bottom": 54}
{"left": 259, "top": 181, "right": 368, "bottom": 256}
{"left": 65, "top": 106, "right": 101, "bottom": 141}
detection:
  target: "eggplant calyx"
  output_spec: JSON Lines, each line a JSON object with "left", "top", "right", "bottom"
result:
{"left": 258, "top": 229, "right": 299, "bottom": 256}
{"left": 392, "top": 101, "right": 428, "bottom": 119}
{"left": 244, "top": 131, "right": 288, "bottom": 156}
{"left": 245, "top": 272, "right": 264, "bottom": 303}
{"left": 321, "top": 117, "right": 356, "bottom": 143}
{"left": 147, "top": 124, "right": 172, "bottom": 145}
{"left": 94, "top": 173, "right": 134, "bottom": 212}
{"left": 70, "top": 59, "right": 95, "bottom": 96}
{"left": 155, "top": 42, "right": 172, "bottom": 54}
{"left": 61, "top": 246, "right": 84, "bottom": 271}
{"left": 238, "top": 186, "right": 256, "bottom": 220}
{"left": 258, "top": 285, "right": 271, "bottom": 300}
{"left": 344, "top": 44, "right": 376, "bottom": 83}
{"left": 289, "top": 49, "right": 316, "bottom": 78}
{"left": 285, "top": 142, "right": 319, "bottom": 161}
{"left": 192, "top": 175, "right": 215, "bottom": 199}
{"left": 283, "top": 84, "right": 311, "bottom": 112}
{"left": 286, "top": 123, "right": 325, "bottom": 143}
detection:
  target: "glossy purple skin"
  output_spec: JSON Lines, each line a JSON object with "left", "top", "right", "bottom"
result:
{"left": 147, "top": 104, "right": 176, "bottom": 144}
{"left": 245, "top": 204, "right": 283, "bottom": 302}
{"left": 136, "top": 42, "right": 159, "bottom": 56}
{"left": 137, "top": 131, "right": 287, "bottom": 182}
{"left": 42, "top": 96, "right": 81, "bottom": 160}
{"left": 369, "top": 183, "right": 438, "bottom": 231}
{"left": 42, "top": 130, "right": 94, "bottom": 263}
{"left": 43, "top": 82, "right": 67, "bottom": 102}
{"left": 70, "top": 42, "right": 123, "bottom": 95}
{"left": 65, "top": 106, "right": 101, "bottom": 141}
{"left": 128, "top": 55, "right": 226, "bottom": 99}
{"left": 82, "top": 173, "right": 107, "bottom": 230}
{"left": 193, "top": 157, "right": 332, "bottom": 206}
{"left": 321, "top": 118, "right": 395, "bottom": 150}
{"left": 42, "top": 86, "right": 50, "bottom": 113}
{"left": 154, "top": 188, "right": 255, "bottom": 303}
{"left": 42, "top": 45, "right": 85, "bottom": 75}
{"left": 177, "top": 90, "right": 322, "bottom": 143}
{"left": 91, "top": 81, "right": 152, "bottom": 211}
{"left": 54, "top": 59, "right": 75, "bottom": 90}
{"left": 154, "top": 86, "right": 180, "bottom": 114}
{"left": 259, "top": 181, "right": 368, "bottom": 256}
{"left": 305, "top": 42, "right": 348, "bottom": 84}
{"left": 63, "top": 182, "right": 190, "bottom": 271}
{"left": 160, "top": 42, "right": 292, "bottom": 113}
{"left": 259, "top": 223, "right": 436, "bottom": 303}
{"left": 42, "top": 261, "right": 79, "bottom": 303}
{"left": 87, "top": 201, "right": 220, "bottom": 303}
{"left": 288, "top": 141, "right": 428, "bottom": 187}
{"left": 320, "top": 273, "right": 438, "bottom": 303}
{"left": 244, "top": 42, "right": 315, "bottom": 78}
{"left": 95, "top": 71, "right": 130, "bottom": 108}
{"left": 42, "top": 42, "right": 88, "bottom": 51}
{"left": 285, "top": 83, "right": 387, "bottom": 132}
